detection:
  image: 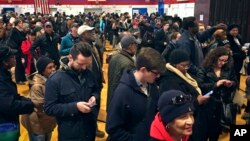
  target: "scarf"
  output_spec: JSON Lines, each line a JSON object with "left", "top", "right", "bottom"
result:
{"left": 166, "top": 63, "right": 201, "bottom": 95}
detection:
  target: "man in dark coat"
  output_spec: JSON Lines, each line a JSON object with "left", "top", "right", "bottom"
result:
{"left": 0, "top": 46, "right": 34, "bottom": 140}
{"left": 107, "top": 35, "right": 140, "bottom": 110}
{"left": 176, "top": 16, "right": 227, "bottom": 77}
{"left": 7, "top": 19, "right": 27, "bottom": 84}
{"left": 106, "top": 47, "right": 166, "bottom": 141}
{"left": 30, "top": 21, "right": 61, "bottom": 69}
{"left": 44, "top": 43, "right": 100, "bottom": 141}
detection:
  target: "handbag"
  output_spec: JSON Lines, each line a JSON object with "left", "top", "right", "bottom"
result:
{"left": 0, "top": 123, "right": 19, "bottom": 141}
{"left": 220, "top": 102, "right": 237, "bottom": 130}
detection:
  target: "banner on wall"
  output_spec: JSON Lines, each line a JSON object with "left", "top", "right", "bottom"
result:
{"left": 34, "top": 0, "right": 50, "bottom": 14}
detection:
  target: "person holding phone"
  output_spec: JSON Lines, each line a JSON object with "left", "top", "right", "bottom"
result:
{"left": 158, "top": 49, "right": 209, "bottom": 141}
{"left": 196, "top": 47, "right": 237, "bottom": 141}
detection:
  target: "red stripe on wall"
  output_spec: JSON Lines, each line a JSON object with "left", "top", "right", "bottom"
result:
{"left": 0, "top": 0, "right": 195, "bottom": 5}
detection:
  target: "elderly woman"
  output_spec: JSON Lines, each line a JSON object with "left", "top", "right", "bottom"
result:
{"left": 196, "top": 47, "right": 237, "bottom": 141}
{"left": 159, "top": 49, "right": 209, "bottom": 141}
{"left": 150, "top": 90, "right": 194, "bottom": 141}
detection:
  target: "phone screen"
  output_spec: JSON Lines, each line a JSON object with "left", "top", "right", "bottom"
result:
{"left": 204, "top": 90, "right": 213, "bottom": 97}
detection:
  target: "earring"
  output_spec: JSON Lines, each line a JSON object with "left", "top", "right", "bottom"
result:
{"left": 166, "top": 124, "right": 170, "bottom": 129}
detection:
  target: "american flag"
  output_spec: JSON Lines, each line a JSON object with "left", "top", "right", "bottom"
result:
{"left": 34, "top": 0, "right": 50, "bottom": 14}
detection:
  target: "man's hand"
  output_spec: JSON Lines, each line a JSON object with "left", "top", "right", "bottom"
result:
{"left": 88, "top": 96, "right": 96, "bottom": 107}
{"left": 76, "top": 102, "right": 91, "bottom": 113}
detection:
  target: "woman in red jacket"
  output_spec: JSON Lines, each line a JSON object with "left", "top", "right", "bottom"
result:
{"left": 150, "top": 90, "right": 194, "bottom": 141}
{"left": 21, "top": 31, "right": 36, "bottom": 75}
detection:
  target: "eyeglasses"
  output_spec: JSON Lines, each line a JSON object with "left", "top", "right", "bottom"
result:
{"left": 218, "top": 58, "right": 228, "bottom": 63}
{"left": 170, "top": 94, "right": 192, "bottom": 105}
{"left": 149, "top": 70, "right": 160, "bottom": 76}
{"left": 179, "top": 63, "right": 190, "bottom": 70}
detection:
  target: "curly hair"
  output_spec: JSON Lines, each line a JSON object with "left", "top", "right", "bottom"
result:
{"left": 203, "top": 47, "right": 232, "bottom": 69}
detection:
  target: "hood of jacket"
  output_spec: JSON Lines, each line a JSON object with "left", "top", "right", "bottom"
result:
{"left": 150, "top": 113, "right": 189, "bottom": 141}
{"left": 119, "top": 70, "right": 143, "bottom": 93}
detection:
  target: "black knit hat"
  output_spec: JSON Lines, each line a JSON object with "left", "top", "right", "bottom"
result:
{"left": 228, "top": 24, "right": 239, "bottom": 32}
{"left": 169, "top": 49, "right": 189, "bottom": 65}
{"left": 158, "top": 90, "right": 194, "bottom": 125}
{"left": 36, "top": 56, "right": 54, "bottom": 74}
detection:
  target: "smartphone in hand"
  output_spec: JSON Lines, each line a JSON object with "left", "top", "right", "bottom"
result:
{"left": 204, "top": 90, "right": 213, "bottom": 97}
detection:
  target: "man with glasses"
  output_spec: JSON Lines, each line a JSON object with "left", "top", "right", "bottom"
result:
{"left": 106, "top": 47, "right": 165, "bottom": 141}
{"left": 30, "top": 21, "right": 61, "bottom": 69}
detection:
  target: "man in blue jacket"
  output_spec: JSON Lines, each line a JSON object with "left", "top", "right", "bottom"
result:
{"left": 44, "top": 43, "right": 100, "bottom": 141}
{"left": 106, "top": 47, "right": 166, "bottom": 141}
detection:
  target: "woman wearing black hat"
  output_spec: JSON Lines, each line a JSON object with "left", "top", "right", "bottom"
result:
{"left": 158, "top": 49, "right": 209, "bottom": 141}
{"left": 227, "top": 24, "right": 246, "bottom": 88}
{"left": 150, "top": 90, "right": 194, "bottom": 141}
{"left": 0, "top": 46, "right": 34, "bottom": 141}
{"left": 21, "top": 56, "right": 56, "bottom": 141}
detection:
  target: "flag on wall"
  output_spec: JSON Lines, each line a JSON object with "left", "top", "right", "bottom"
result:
{"left": 34, "top": 0, "right": 50, "bottom": 14}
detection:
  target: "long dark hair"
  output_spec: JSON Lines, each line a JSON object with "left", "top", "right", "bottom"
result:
{"left": 203, "top": 47, "right": 232, "bottom": 69}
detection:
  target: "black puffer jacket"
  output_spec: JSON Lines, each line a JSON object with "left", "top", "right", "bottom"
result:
{"left": 0, "top": 67, "right": 34, "bottom": 125}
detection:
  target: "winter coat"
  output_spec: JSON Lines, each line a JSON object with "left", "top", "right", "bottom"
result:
{"left": 158, "top": 68, "right": 203, "bottom": 141}
{"left": 44, "top": 60, "right": 100, "bottom": 141}
{"left": 195, "top": 67, "right": 237, "bottom": 138}
{"left": 21, "top": 73, "right": 56, "bottom": 134}
{"left": 227, "top": 34, "right": 246, "bottom": 74}
{"left": 21, "top": 39, "right": 33, "bottom": 74}
{"left": 60, "top": 33, "right": 79, "bottom": 56}
{"left": 30, "top": 32, "right": 61, "bottom": 67}
{"left": 107, "top": 50, "right": 135, "bottom": 110}
{"left": 106, "top": 70, "right": 160, "bottom": 141}
{"left": 176, "top": 28, "right": 216, "bottom": 76}
{"left": 154, "top": 29, "right": 169, "bottom": 54}
{"left": 0, "top": 67, "right": 34, "bottom": 126}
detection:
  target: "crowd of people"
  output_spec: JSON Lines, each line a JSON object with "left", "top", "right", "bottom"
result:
{"left": 0, "top": 10, "right": 249, "bottom": 141}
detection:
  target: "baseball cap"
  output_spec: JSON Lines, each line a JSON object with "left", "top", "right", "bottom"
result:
{"left": 44, "top": 21, "right": 52, "bottom": 27}
{"left": 77, "top": 25, "right": 94, "bottom": 35}
{"left": 120, "top": 35, "right": 141, "bottom": 49}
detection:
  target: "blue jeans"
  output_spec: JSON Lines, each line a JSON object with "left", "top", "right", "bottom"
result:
{"left": 28, "top": 132, "right": 52, "bottom": 141}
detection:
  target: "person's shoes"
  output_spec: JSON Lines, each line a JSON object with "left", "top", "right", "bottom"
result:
{"left": 96, "top": 129, "right": 105, "bottom": 138}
